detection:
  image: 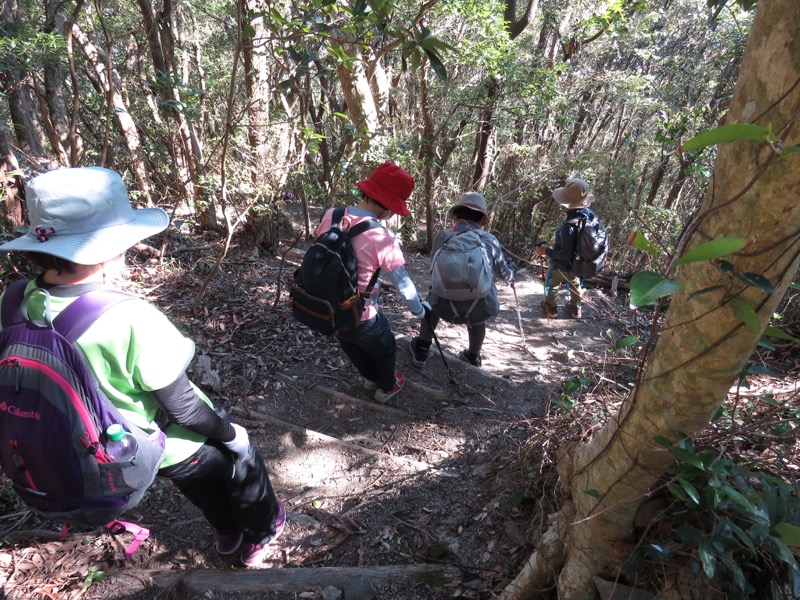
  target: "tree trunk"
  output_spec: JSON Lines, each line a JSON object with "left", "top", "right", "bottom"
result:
{"left": 337, "top": 51, "right": 380, "bottom": 153}
{"left": 471, "top": 0, "right": 538, "bottom": 188}
{"left": 502, "top": 0, "right": 800, "bottom": 597}
{"left": 44, "top": 0, "right": 80, "bottom": 164}
{"left": 0, "top": 126, "right": 25, "bottom": 229}
{"left": 471, "top": 77, "right": 498, "bottom": 190}
{"left": 0, "top": 1, "right": 47, "bottom": 157}
{"left": 419, "top": 59, "right": 435, "bottom": 253}
{"left": 68, "top": 22, "right": 152, "bottom": 203}
{"left": 242, "top": 0, "right": 271, "bottom": 181}
{"left": 136, "top": 0, "right": 207, "bottom": 219}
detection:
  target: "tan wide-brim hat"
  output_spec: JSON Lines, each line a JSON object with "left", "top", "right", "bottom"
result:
{"left": 0, "top": 167, "right": 169, "bottom": 265}
{"left": 449, "top": 192, "right": 489, "bottom": 221}
{"left": 552, "top": 177, "right": 595, "bottom": 209}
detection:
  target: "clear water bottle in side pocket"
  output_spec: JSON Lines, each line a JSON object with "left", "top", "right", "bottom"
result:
{"left": 106, "top": 423, "right": 139, "bottom": 461}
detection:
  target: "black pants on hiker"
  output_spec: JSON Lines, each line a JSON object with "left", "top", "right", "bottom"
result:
{"left": 158, "top": 439, "right": 281, "bottom": 545}
{"left": 418, "top": 296, "right": 491, "bottom": 356}
{"left": 336, "top": 311, "right": 397, "bottom": 391}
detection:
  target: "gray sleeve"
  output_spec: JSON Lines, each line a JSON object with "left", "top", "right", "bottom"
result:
{"left": 483, "top": 232, "right": 514, "bottom": 282}
{"left": 153, "top": 374, "right": 235, "bottom": 442}
{"left": 385, "top": 266, "right": 425, "bottom": 315}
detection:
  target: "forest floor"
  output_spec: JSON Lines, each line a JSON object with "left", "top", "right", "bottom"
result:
{"left": 0, "top": 210, "right": 791, "bottom": 600}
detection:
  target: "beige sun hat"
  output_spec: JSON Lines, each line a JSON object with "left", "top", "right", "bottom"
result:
{"left": 0, "top": 167, "right": 169, "bottom": 265}
{"left": 552, "top": 177, "right": 595, "bottom": 209}
{"left": 449, "top": 191, "right": 489, "bottom": 221}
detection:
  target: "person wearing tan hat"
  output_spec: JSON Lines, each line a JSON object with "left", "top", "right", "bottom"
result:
{"left": 0, "top": 167, "right": 284, "bottom": 567}
{"left": 314, "top": 162, "right": 430, "bottom": 403}
{"left": 534, "top": 177, "right": 597, "bottom": 318}
{"left": 409, "top": 192, "right": 516, "bottom": 368}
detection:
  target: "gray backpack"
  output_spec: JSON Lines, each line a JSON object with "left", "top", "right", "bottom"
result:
{"left": 431, "top": 229, "right": 492, "bottom": 301}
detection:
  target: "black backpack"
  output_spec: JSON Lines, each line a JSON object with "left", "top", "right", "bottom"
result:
{"left": 290, "top": 207, "right": 381, "bottom": 335}
{"left": 570, "top": 211, "right": 609, "bottom": 278}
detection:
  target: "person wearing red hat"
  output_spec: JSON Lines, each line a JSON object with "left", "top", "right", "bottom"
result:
{"left": 315, "top": 162, "right": 430, "bottom": 403}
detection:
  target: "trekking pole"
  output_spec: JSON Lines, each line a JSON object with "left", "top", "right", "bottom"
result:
{"left": 427, "top": 317, "right": 456, "bottom": 385}
{"left": 511, "top": 283, "right": 526, "bottom": 347}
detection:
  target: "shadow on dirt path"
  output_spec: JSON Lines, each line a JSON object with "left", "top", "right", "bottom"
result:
{"left": 0, "top": 240, "right": 630, "bottom": 600}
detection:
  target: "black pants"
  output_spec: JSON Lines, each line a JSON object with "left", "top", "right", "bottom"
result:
{"left": 158, "top": 440, "right": 281, "bottom": 545}
{"left": 336, "top": 312, "right": 397, "bottom": 391}
{"left": 419, "top": 298, "right": 490, "bottom": 356}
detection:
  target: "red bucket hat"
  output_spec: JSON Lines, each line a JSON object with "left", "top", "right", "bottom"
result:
{"left": 355, "top": 162, "right": 414, "bottom": 217}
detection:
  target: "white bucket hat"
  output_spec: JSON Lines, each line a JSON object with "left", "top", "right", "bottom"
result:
{"left": 0, "top": 167, "right": 169, "bottom": 265}
{"left": 552, "top": 177, "right": 595, "bottom": 209}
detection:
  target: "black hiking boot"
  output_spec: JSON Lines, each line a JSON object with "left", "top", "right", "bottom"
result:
{"left": 565, "top": 304, "right": 582, "bottom": 319}
{"left": 457, "top": 349, "right": 482, "bottom": 367}
{"left": 409, "top": 338, "right": 431, "bottom": 368}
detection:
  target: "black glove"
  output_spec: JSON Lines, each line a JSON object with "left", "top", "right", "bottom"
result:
{"left": 505, "top": 256, "right": 517, "bottom": 285}
{"left": 505, "top": 256, "right": 516, "bottom": 272}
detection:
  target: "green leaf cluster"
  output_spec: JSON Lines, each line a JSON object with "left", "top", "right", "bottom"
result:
{"left": 625, "top": 436, "right": 800, "bottom": 599}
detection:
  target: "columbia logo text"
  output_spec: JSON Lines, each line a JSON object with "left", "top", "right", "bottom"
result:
{"left": 0, "top": 402, "right": 41, "bottom": 420}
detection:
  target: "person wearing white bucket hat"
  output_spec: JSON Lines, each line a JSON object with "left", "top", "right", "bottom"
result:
{"left": 534, "top": 177, "right": 597, "bottom": 319}
{"left": 0, "top": 166, "right": 169, "bottom": 265}
{"left": 0, "top": 167, "right": 285, "bottom": 567}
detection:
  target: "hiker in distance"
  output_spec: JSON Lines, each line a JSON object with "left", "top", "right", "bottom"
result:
{"left": 0, "top": 167, "right": 284, "bottom": 567}
{"left": 410, "top": 192, "right": 516, "bottom": 368}
{"left": 535, "top": 177, "right": 599, "bottom": 319}
{"left": 315, "top": 162, "right": 430, "bottom": 402}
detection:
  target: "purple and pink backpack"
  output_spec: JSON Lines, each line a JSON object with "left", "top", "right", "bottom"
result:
{"left": 0, "top": 280, "right": 165, "bottom": 535}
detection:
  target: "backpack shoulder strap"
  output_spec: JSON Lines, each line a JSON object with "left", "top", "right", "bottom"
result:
{"left": 1, "top": 279, "right": 30, "bottom": 328}
{"left": 53, "top": 290, "right": 137, "bottom": 343}
{"left": 566, "top": 215, "right": 586, "bottom": 226}
{"left": 330, "top": 206, "right": 346, "bottom": 228}
{"left": 348, "top": 218, "right": 381, "bottom": 238}
{"left": 343, "top": 218, "right": 382, "bottom": 292}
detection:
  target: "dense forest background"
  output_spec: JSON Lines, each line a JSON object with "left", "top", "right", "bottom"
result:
{"left": 1, "top": 0, "right": 750, "bottom": 269}
{"left": 3, "top": 1, "right": 800, "bottom": 599}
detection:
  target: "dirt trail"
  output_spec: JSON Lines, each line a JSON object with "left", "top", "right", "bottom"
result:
{"left": 0, "top": 242, "right": 626, "bottom": 600}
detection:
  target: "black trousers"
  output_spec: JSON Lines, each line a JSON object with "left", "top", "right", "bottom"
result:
{"left": 158, "top": 440, "right": 281, "bottom": 545}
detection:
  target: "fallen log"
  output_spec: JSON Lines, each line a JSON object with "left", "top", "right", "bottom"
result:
{"left": 137, "top": 563, "right": 462, "bottom": 594}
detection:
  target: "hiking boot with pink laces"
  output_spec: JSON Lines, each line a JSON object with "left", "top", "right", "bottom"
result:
{"left": 240, "top": 501, "right": 286, "bottom": 568}
{"left": 374, "top": 372, "right": 405, "bottom": 403}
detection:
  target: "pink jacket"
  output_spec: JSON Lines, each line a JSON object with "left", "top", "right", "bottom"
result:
{"left": 316, "top": 207, "right": 406, "bottom": 321}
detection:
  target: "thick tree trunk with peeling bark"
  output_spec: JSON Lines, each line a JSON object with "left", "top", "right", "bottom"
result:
{"left": 501, "top": 0, "right": 800, "bottom": 597}
{"left": 337, "top": 51, "right": 380, "bottom": 154}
